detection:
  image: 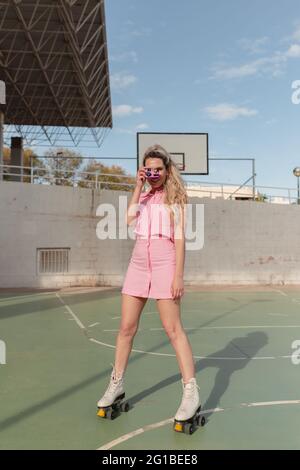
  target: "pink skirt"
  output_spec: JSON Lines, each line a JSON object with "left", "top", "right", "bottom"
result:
{"left": 121, "top": 238, "right": 176, "bottom": 299}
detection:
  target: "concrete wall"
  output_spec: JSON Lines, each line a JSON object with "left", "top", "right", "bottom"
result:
{"left": 0, "top": 181, "right": 300, "bottom": 288}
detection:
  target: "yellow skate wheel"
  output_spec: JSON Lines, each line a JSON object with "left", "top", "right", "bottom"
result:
{"left": 97, "top": 408, "right": 106, "bottom": 418}
{"left": 174, "top": 422, "right": 183, "bottom": 432}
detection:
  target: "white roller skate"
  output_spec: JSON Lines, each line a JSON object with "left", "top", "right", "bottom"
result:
{"left": 97, "top": 365, "right": 130, "bottom": 420}
{"left": 173, "top": 377, "right": 205, "bottom": 434}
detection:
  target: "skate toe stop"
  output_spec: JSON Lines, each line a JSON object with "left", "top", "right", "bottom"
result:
{"left": 97, "top": 408, "right": 106, "bottom": 418}
{"left": 174, "top": 422, "right": 183, "bottom": 432}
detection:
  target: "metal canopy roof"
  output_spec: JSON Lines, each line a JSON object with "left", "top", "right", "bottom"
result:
{"left": 0, "top": 0, "right": 112, "bottom": 146}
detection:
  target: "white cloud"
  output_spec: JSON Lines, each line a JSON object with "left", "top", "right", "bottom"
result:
{"left": 136, "top": 123, "right": 149, "bottom": 130}
{"left": 111, "top": 72, "right": 137, "bottom": 90}
{"left": 130, "top": 27, "right": 152, "bottom": 37}
{"left": 285, "top": 23, "right": 300, "bottom": 43}
{"left": 280, "top": 23, "right": 300, "bottom": 46}
{"left": 112, "top": 105, "right": 143, "bottom": 117}
{"left": 194, "top": 78, "right": 205, "bottom": 85}
{"left": 115, "top": 128, "right": 135, "bottom": 135}
{"left": 114, "top": 123, "right": 150, "bottom": 134}
{"left": 139, "top": 98, "right": 155, "bottom": 106}
{"left": 293, "top": 25, "right": 300, "bottom": 42}
{"left": 110, "top": 51, "right": 138, "bottom": 63}
{"left": 265, "top": 118, "right": 278, "bottom": 125}
{"left": 286, "top": 44, "right": 300, "bottom": 57}
{"left": 212, "top": 54, "right": 287, "bottom": 80}
{"left": 204, "top": 103, "right": 258, "bottom": 121}
{"left": 238, "top": 36, "right": 269, "bottom": 55}
{"left": 212, "top": 23, "right": 300, "bottom": 81}
{"left": 213, "top": 62, "right": 260, "bottom": 79}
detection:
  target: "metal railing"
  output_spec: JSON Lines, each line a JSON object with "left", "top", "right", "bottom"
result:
{"left": 185, "top": 181, "right": 299, "bottom": 204}
{"left": 0, "top": 163, "right": 299, "bottom": 204}
{"left": 0, "top": 163, "right": 135, "bottom": 190}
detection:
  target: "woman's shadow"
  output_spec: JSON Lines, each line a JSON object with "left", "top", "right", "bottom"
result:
{"left": 198, "top": 331, "right": 268, "bottom": 420}
{"left": 129, "top": 331, "right": 268, "bottom": 422}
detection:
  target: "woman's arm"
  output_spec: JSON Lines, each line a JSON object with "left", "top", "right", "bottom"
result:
{"left": 126, "top": 186, "right": 143, "bottom": 226}
{"left": 126, "top": 168, "right": 146, "bottom": 226}
{"left": 171, "top": 205, "right": 186, "bottom": 299}
{"left": 174, "top": 237, "right": 185, "bottom": 278}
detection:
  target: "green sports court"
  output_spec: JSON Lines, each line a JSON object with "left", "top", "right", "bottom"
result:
{"left": 1, "top": 285, "right": 300, "bottom": 450}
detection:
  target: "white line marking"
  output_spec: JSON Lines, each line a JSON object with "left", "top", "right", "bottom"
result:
{"left": 150, "top": 325, "right": 300, "bottom": 330}
{"left": 89, "top": 322, "right": 100, "bottom": 328}
{"left": 268, "top": 313, "right": 288, "bottom": 317}
{"left": 111, "top": 311, "right": 156, "bottom": 320}
{"left": 104, "top": 325, "right": 300, "bottom": 333}
{"left": 89, "top": 337, "right": 292, "bottom": 361}
{"left": 56, "top": 294, "right": 296, "bottom": 361}
{"left": 97, "top": 408, "right": 223, "bottom": 451}
{"left": 89, "top": 338, "right": 116, "bottom": 350}
{"left": 97, "top": 400, "right": 300, "bottom": 450}
{"left": 97, "top": 418, "right": 173, "bottom": 450}
{"left": 270, "top": 289, "right": 288, "bottom": 296}
{"left": 55, "top": 292, "right": 300, "bottom": 449}
{"left": 241, "top": 400, "right": 300, "bottom": 407}
{"left": 0, "top": 291, "right": 56, "bottom": 302}
{"left": 56, "top": 293, "right": 86, "bottom": 330}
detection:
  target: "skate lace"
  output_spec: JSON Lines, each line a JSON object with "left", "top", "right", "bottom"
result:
{"left": 104, "top": 364, "right": 123, "bottom": 397}
{"left": 176, "top": 381, "right": 201, "bottom": 418}
{"left": 181, "top": 381, "right": 200, "bottom": 400}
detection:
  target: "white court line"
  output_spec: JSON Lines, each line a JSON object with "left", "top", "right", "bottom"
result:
{"left": 89, "top": 337, "right": 292, "bottom": 361}
{"left": 0, "top": 291, "right": 57, "bottom": 302}
{"left": 270, "top": 289, "right": 288, "bottom": 296}
{"left": 55, "top": 292, "right": 86, "bottom": 330}
{"left": 97, "top": 408, "right": 224, "bottom": 451}
{"left": 150, "top": 325, "right": 300, "bottom": 330}
{"left": 268, "top": 313, "right": 288, "bottom": 317}
{"left": 89, "top": 322, "right": 100, "bottom": 328}
{"left": 111, "top": 312, "right": 157, "bottom": 320}
{"left": 241, "top": 400, "right": 300, "bottom": 407}
{"left": 104, "top": 325, "right": 300, "bottom": 332}
{"left": 97, "top": 400, "right": 300, "bottom": 450}
{"left": 55, "top": 293, "right": 300, "bottom": 449}
{"left": 56, "top": 294, "right": 296, "bottom": 361}
{"left": 90, "top": 338, "right": 116, "bottom": 350}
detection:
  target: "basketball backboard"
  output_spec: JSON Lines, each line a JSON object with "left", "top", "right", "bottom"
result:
{"left": 137, "top": 132, "right": 209, "bottom": 175}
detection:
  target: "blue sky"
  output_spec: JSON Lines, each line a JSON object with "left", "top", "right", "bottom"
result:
{"left": 27, "top": 0, "right": 300, "bottom": 192}
{"left": 98, "top": 0, "right": 300, "bottom": 190}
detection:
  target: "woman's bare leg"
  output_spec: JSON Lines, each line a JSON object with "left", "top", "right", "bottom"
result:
{"left": 114, "top": 294, "right": 147, "bottom": 377}
{"left": 156, "top": 298, "right": 195, "bottom": 382}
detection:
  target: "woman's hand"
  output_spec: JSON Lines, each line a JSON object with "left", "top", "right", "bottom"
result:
{"left": 171, "top": 275, "right": 184, "bottom": 300}
{"left": 136, "top": 167, "right": 146, "bottom": 189}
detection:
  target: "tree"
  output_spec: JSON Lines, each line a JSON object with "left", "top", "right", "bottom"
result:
{"left": 255, "top": 192, "right": 268, "bottom": 202}
{"left": 3, "top": 146, "right": 45, "bottom": 182}
{"left": 43, "top": 148, "right": 83, "bottom": 186}
{"left": 78, "top": 160, "right": 135, "bottom": 191}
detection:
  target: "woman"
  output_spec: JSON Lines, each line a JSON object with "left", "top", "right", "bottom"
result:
{"left": 97, "top": 144, "right": 201, "bottom": 425}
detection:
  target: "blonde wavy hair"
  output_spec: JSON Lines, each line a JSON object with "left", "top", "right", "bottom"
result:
{"left": 143, "top": 144, "right": 188, "bottom": 209}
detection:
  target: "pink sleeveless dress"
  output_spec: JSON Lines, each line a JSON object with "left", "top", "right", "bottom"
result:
{"left": 121, "top": 185, "right": 176, "bottom": 299}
